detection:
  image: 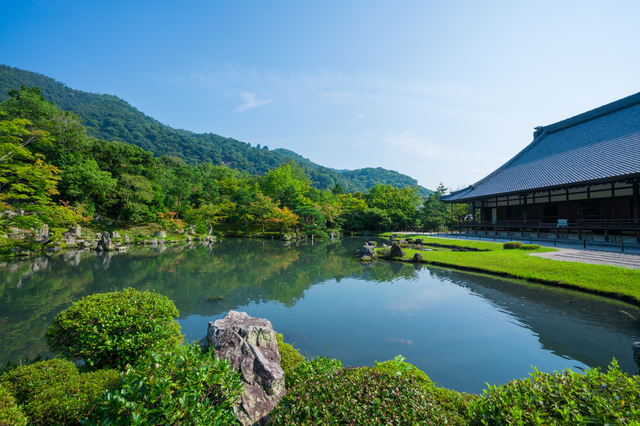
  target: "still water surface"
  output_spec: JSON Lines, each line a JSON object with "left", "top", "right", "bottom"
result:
{"left": 1, "top": 237, "right": 639, "bottom": 393}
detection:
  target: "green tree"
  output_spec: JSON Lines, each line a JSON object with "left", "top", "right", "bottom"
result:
{"left": 421, "top": 182, "right": 448, "bottom": 232}
{"left": 249, "top": 192, "right": 277, "bottom": 233}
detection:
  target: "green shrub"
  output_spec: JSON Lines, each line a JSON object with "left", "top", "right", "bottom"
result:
{"left": 503, "top": 241, "right": 524, "bottom": 249}
{"left": 270, "top": 367, "right": 450, "bottom": 425}
{"left": 0, "top": 359, "right": 119, "bottom": 426}
{"left": 46, "top": 288, "right": 183, "bottom": 369}
{"left": 374, "top": 355, "right": 475, "bottom": 426}
{"left": 87, "top": 343, "right": 243, "bottom": 426}
{"left": 275, "top": 333, "right": 305, "bottom": 383}
{"left": 0, "top": 384, "right": 28, "bottom": 426}
{"left": 519, "top": 244, "right": 541, "bottom": 250}
{"left": 286, "top": 356, "right": 342, "bottom": 389}
{"left": 468, "top": 359, "right": 640, "bottom": 425}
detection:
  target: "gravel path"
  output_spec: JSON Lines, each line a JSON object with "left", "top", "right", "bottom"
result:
{"left": 529, "top": 248, "right": 640, "bottom": 270}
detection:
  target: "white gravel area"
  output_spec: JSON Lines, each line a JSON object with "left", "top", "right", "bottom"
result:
{"left": 530, "top": 248, "right": 640, "bottom": 270}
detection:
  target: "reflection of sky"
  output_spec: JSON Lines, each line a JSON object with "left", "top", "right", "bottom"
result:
{"left": 180, "top": 264, "right": 640, "bottom": 394}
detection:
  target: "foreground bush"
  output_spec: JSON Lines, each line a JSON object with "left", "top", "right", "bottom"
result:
{"left": 87, "top": 343, "right": 243, "bottom": 426}
{"left": 503, "top": 241, "right": 524, "bottom": 249}
{"left": 374, "top": 356, "right": 476, "bottom": 425}
{"left": 0, "top": 359, "right": 119, "bottom": 425}
{"left": 276, "top": 333, "right": 305, "bottom": 385}
{"left": 285, "top": 355, "right": 342, "bottom": 389}
{"left": 46, "top": 288, "right": 182, "bottom": 369}
{"left": 271, "top": 367, "right": 450, "bottom": 425}
{"left": 468, "top": 360, "right": 640, "bottom": 425}
{"left": 0, "top": 384, "right": 28, "bottom": 426}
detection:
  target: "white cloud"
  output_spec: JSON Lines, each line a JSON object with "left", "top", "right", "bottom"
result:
{"left": 234, "top": 92, "right": 274, "bottom": 112}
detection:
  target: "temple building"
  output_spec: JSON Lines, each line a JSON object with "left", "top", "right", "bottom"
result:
{"left": 442, "top": 92, "right": 640, "bottom": 242}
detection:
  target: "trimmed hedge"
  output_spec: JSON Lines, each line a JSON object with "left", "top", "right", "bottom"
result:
{"left": 503, "top": 241, "right": 524, "bottom": 249}
{"left": 467, "top": 360, "right": 640, "bottom": 425}
{"left": 88, "top": 343, "right": 243, "bottom": 425}
{"left": 0, "top": 384, "right": 28, "bottom": 426}
{"left": 0, "top": 359, "right": 119, "bottom": 425}
{"left": 271, "top": 367, "right": 450, "bottom": 425}
{"left": 46, "top": 288, "right": 183, "bottom": 369}
{"left": 519, "top": 244, "right": 541, "bottom": 250}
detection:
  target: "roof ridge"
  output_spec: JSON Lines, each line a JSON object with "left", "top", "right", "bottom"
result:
{"left": 537, "top": 91, "right": 640, "bottom": 136}
{"left": 471, "top": 128, "right": 549, "bottom": 189}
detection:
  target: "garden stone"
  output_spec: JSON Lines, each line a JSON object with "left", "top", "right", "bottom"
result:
{"left": 111, "top": 231, "right": 121, "bottom": 240}
{"left": 96, "top": 232, "right": 115, "bottom": 251}
{"left": 154, "top": 230, "right": 167, "bottom": 238}
{"left": 69, "top": 225, "right": 81, "bottom": 238}
{"left": 412, "top": 253, "right": 423, "bottom": 262}
{"left": 200, "top": 311, "right": 285, "bottom": 426}
{"left": 363, "top": 230, "right": 371, "bottom": 236}
{"left": 390, "top": 243, "right": 405, "bottom": 258}
{"left": 406, "top": 238, "right": 414, "bottom": 243}
{"left": 356, "top": 245, "right": 377, "bottom": 261}
{"left": 633, "top": 342, "right": 640, "bottom": 370}
{"left": 124, "top": 234, "right": 131, "bottom": 243}
{"left": 33, "top": 225, "right": 49, "bottom": 243}
{"left": 149, "top": 238, "right": 158, "bottom": 245}
{"left": 415, "top": 238, "right": 423, "bottom": 244}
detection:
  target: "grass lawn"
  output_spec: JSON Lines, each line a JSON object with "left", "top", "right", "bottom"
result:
{"left": 376, "top": 234, "right": 640, "bottom": 303}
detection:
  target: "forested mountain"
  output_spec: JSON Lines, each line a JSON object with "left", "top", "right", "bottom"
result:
{"left": 0, "top": 65, "right": 431, "bottom": 195}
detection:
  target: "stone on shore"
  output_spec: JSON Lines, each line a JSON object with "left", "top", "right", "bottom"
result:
{"left": 200, "top": 311, "right": 285, "bottom": 426}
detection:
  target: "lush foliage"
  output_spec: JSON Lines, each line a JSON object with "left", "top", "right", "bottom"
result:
{"left": 0, "top": 384, "right": 28, "bottom": 426}
{"left": 468, "top": 359, "right": 640, "bottom": 425}
{"left": 45, "top": 288, "right": 182, "bottom": 369}
{"left": 0, "top": 358, "right": 119, "bottom": 425}
{"left": 503, "top": 241, "right": 525, "bottom": 249}
{"left": 271, "top": 366, "right": 450, "bottom": 425}
{"left": 284, "top": 355, "right": 343, "bottom": 390}
{"left": 88, "top": 343, "right": 243, "bottom": 426}
{"left": 275, "top": 333, "right": 305, "bottom": 383}
{"left": 374, "top": 355, "right": 475, "bottom": 426}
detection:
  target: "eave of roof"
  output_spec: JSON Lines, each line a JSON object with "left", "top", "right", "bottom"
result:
{"left": 442, "top": 91, "right": 640, "bottom": 203}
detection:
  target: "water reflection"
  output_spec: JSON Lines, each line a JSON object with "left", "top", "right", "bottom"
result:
{"left": 0, "top": 238, "right": 638, "bottom": 393}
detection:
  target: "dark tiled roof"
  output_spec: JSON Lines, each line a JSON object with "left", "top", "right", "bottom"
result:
{"left": 443, "top": 92, "right": 640, "bottom": 202}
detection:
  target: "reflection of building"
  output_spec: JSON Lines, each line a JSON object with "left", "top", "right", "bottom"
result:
{"left": 442, "top": 92, "right": 640, "bottom": 242}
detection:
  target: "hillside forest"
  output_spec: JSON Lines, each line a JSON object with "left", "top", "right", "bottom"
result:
{"left": 0, "top": 86, "right": 469, "bottom": 246}
{"left": 0, "top": 65, "right": 432, "bottom": 197}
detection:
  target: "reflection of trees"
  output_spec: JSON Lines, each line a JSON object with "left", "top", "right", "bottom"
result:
{"left": 1, "top": 238, "right": 406, "bottom": 364}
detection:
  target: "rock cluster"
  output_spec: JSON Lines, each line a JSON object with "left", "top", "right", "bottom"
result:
{"left": 356, "top": 243, "right": 377, "bottom": 261}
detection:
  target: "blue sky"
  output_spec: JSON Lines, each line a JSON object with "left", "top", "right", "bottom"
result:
{"left": 2, "top": 0, "right": 639, "bottom": 191}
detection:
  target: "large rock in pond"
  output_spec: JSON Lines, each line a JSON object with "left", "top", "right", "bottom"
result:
{"left": 200, "top": 311, "right": 285, "bottom": 426}
{"left": 356, "top": 244, "right": 377, "bottom": 261}
{"left": 154, "top": 230, "right": 167, "bottom": 238}
{"left": 96, "top": 231, "right": 115, "bottom": 251}
{"left": 412, "top": 252, "right": 423, "bottom": 262}
{"left": 390, "top": 243, "right": 405, "bottom": 258}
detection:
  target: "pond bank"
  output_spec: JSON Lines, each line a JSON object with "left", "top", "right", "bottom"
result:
{"left": 373, "top": 234, "right": 640, "bottom": 306}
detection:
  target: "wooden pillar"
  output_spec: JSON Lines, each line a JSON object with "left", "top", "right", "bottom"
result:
{"left": 633, "top": 180, "right": 639, "bottom": 222}
{"left": 611, "top": 183, "right": 616, "bottom": 220}
{"left": 565, "top": 188, "right": 570, "bottom": 221}
{"left": 522, "top": 194, "right": 527, "bottom": 221}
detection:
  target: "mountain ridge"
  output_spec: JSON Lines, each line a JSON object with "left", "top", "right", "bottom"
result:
{"left": 0, "top": 64, "right": 432, "bottom": 196}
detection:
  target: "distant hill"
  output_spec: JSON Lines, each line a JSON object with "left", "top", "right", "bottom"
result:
{"left": 0, "top": 65, "right": 432, "bottom": 196}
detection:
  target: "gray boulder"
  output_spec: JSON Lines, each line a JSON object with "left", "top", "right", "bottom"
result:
{"left": 200, "top": 311, "right": 285, "bottom": 426}
{"left": 154, "top": 230, "right": 167, "bottom": 238}
{"left": 390, "top": 243, "right": 405, "bottom": 258}
{"left": 406, "top": 238, "right": 414, "bottom": 244}
{"left": 356, "top": 245, "right": 377, "bottom": 261}
{"left": 415, "top": 238, "right": 423, "bottom": 244}
{"left": 149, "top": 238, "right": 159, "bottom": 245}
{"left": 96, "top": 231, "right": 115, "bottom": 251}
{"left": 111, "top": 231, "right": 121, "bottom": 240}
{"left": 69, "top": 225, "right": 82, "bottom": 238}
{"left": 412, "top": 253, "right": 423, "bottom": 262}
{"left": 33, "top": 225, "right": 49, "bottom": 243}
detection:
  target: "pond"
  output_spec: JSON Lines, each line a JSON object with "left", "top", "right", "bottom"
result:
{"left": 1, "top": 237, "right": 639, "bottom": 394}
